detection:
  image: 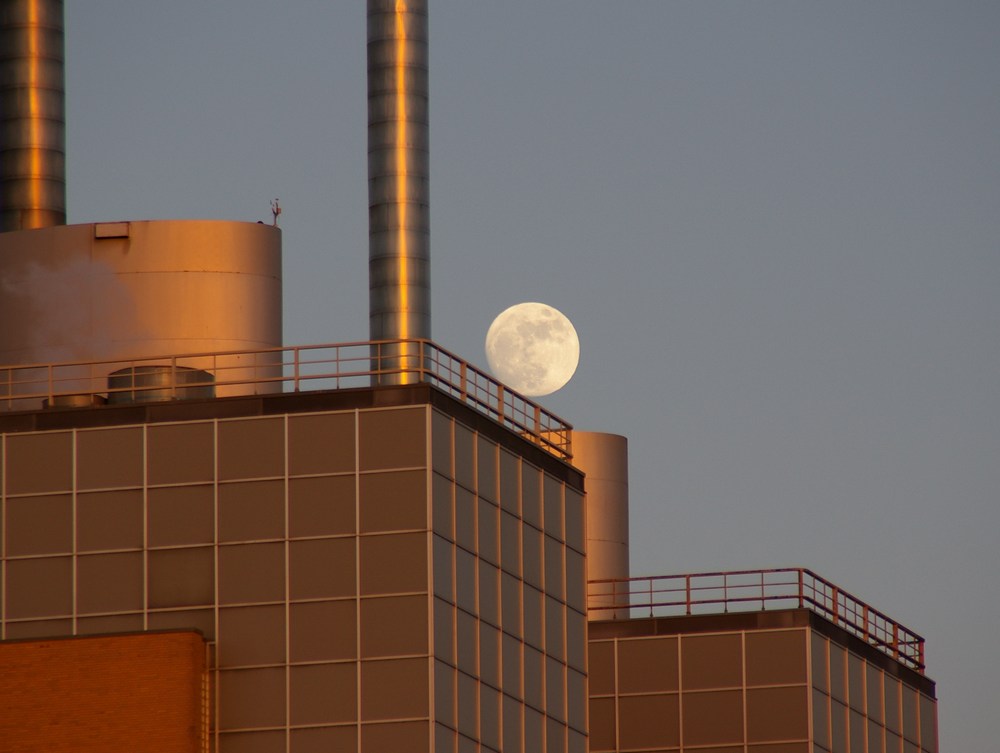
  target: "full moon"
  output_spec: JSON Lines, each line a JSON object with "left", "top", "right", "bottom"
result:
{"left": 484, "top": 302, "right": 580, "bottom": 397}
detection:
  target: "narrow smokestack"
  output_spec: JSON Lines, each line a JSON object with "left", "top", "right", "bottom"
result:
{"left": 367, "top": 0, "right": 430, "bottom": 381}
{"left": 0, "top": 0, "right": 66, "bottom": 232}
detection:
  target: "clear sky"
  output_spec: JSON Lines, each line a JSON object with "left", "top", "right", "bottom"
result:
{"left": 66, "top": 2, "right": 998, "bottom": 748}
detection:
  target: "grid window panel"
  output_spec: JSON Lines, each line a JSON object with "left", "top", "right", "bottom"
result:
{"left": 218, "top": 417, "right": 285, "bottom": 481}
{"left": 358, "top": 407, "right": 427, "bottom": 472}
{"left": 5, "top": 431, "right": 72, "bottom": 495}
{"left": 219, "top": 605, "right": 286, "bottom": 667}
{"left": 480, "top": 684, "right": 501, "bottom": 751}
{"left": 455, "top": 547, "right": 477, "bottom": 614}
{"left": 433, "top": 536, "right": 454, "bottom": 604}
{"left": 290, "top": 663, "right": 358, "bottom": 726}
{"left": 76, "top": 490, "right": 143, "bottom": 552}
{"left": 478, "top": 497, "right": 499, "bottom": 566}
{"left": 457, "top": 671, "right": 478, "bottom": 739}
{"left": 360, "top": 657, "right": 430, "bottom": 721}
{"left": 288, "top": 475, "right": 356, "bottom": 538}
{"left": 500, "top": 572, "right": 522, "bottom": 638}
{"left": 501, "top": 632, "right": 522, "bottom": 700}
{"left": 432, "top": 473, "right": 455, "bottom": 541}
{"left": 545, "top": 597, "right": 565, "bottom": 662}
{"left": 544, "top": 536, "right": 565, "bottom": 601}
{"left": 5, "top": 495, "right": 72, "bottom": 556}
{"left": 431, "top": 411, "right": 453, "bottom": 479}
{"left": 498, "top": 450, "right": 519, "bottom": 516}
{"left": 681, "top": 633, "right": 743, "bottom": 690}
{"left": 76, "top": 427, "right": 143, "bottom": 490}
{"left": 502, "top": 693, "right": 523, "bottom": 753}
{"left": 479, "top": 560, "right": 499, "bottom": 627}
{"left": 219, "top": 480, "right": 285, "bottom": 543}
{"left": 455, "top": 487, "right": 476, "bottom": 553}
{"left": 500, "top": 511, "right": 521, "bottom": 577}
{"left": 618, "top": 694, "right": 680, "bottom": 750}
{"left": 147, "top": 422, "right": 215, "bottom": 485}
{"left": 542, "top": 476, "right": 564, "bottom": 540}
{"left": 480, "top": 621, "right": 500, "bottom": 689}
{"left": 477, "top": 436, "right": 498, "bottom": 503}
{"left": 147, "top": 485, "right": 214, "bottom": 548}
{"left": 8, "top": 555, "right": 71, "bottom": 620}
{"left": 617, "top": 636, "right": 679, "bottom": 694}
{"left": 287, "top": 411, "right": 355, "bottom": 476}
{"left": 219, "top": 542, "right": 286, "bottom": 604}
{"left": 563, "top": 489, "right": 585, "bottom": 553}
{"left": 361, "top": 594, "right": 428, "bottom": 658}
{"left": 147, "top": 547, "right": 215, "bottom": 609}
{"left": 290, "top": 537, "right": 357, "bottom": 600}
{"left": 218, "top": 667, "right": 287, "bottom": 730}
{"left": 77, "top": 552, "right": 144, "bottom": 614}
{"left": 360, "top": 470, "right": 428, "bottom": 533}
{"left": 453, "top": 424, "right": 475, "bottom": 492}
{"left": 523, "top": 584, "right": 544, "bottom": 650}
{"left": 289, "top": 599, "right": 356, "bottom": 663}
{"left": 435, "top": 660, "right": 456, "bottom": 728}
{"left": 434, "top": 598, "right": 455, "bottom": 666}
{"left": 358, "top": 532, "right": 429, "bottom": 595}
{"left": 546, "top": 656, "right": 566, "bottom": 722}
{"left": 520, "top": 465, "right": 541, "bottom": 529}
{"left": 456, "top": 608, "right": 478, "bottom": 676}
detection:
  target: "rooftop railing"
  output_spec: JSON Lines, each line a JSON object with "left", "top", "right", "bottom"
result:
{"left": 588, "top": 567, "right": 925, "bottom": 673}
{"left": 0, "top": 338, "right": 573, "bottom": 460}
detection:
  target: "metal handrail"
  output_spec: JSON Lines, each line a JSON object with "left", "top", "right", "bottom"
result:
{"left": 0, "top": 338, "right": 573, "bottom": 460}
{"left": 588, "top": 567, "right": 925, "bottom": 673}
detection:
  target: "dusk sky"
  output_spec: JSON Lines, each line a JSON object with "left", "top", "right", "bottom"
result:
{"left": 66, "top": 2, "right": 998, "bottom": 748}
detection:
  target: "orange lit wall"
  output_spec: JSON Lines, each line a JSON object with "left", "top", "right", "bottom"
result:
{"left": 0, "top": 631, "right": 207, "bottom": 753}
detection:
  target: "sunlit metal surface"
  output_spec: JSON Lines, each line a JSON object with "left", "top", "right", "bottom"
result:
{"left": 588, "top": 568, "right": 926, "bottom": 673}
{"left": 0, "top": 0, "right": 65, "bottom": 231}
{"left": 574, "top": 432, "right": 630, "bottom": 620}
{"left": 0, "top": 220, "right": 283, "bottom": 395}
{"left": 0, "top": 338, "right": 573, "bottom": 460}
{"left": 367, "top": 0, "right": 430, "bottom": 383}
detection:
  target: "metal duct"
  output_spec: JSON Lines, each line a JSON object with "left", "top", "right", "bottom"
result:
{"left": 367, "top": 0, "right": 430, "bottom": 382}
{"left": 0, "top": 0, "right": 65, "bottom": 231}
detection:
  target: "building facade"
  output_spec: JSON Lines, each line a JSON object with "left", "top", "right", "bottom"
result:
{"left": 0, "top": 384, "right": 587, "bottom": 753}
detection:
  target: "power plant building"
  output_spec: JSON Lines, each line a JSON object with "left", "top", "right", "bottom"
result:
{"left": 0, "top": 1, "right": 937, "bottom": 752}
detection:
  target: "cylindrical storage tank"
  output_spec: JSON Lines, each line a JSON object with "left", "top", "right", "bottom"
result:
{"left": 573, "top": 431, "right": 630, "bottom": 620}
{"left": 0, "top": 0, "right": 66, "bottom": 231}
{"left": 107, "top": 366, "right": 215, "bottom": 404}
{"left": 367, "top": 0, "right": 430, "bottom": 383}
{"left": 0, "top": 220, "right": 282, "bottom": 400}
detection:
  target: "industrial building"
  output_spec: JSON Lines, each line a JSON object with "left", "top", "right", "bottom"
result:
{"left": 0, "top": 2, "right": 936, "bottom": 752}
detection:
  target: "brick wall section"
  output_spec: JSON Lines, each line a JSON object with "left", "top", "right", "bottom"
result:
{"left": 0, "top": 630, "right": 207, "bottom": 753}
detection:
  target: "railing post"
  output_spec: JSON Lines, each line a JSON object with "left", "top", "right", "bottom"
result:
{"left": 647, "top": 578, "right": 653, "bottom": 618}
{"left": 460, "top": 361, "right": 467, "bottom": 400}
{"left": 496, "top": 384, "right": 505, "bottom": 423}
{"left": 798, "top": 569, "right": 804, "bottom": 608}
{"left": 685, "top": 575, "right": 692, "bottom": 616}
{"left": 832, "top": 586, "right": 840, "bottom": 627}
{"left": 892, "top": 623, "right": 899, "bottom": 661}
{"left": 293, "top": 347, "right": 300, "bottom": 392}
{"left": 862, "top": 604, "right": 869, "bottom": 644}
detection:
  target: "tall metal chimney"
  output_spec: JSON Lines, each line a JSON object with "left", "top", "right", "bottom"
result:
{"left": 367, "top": 0, "right": 430, "bottom": 382}
{"left": 0, "top": 0, "right": 65, "bottom": 232}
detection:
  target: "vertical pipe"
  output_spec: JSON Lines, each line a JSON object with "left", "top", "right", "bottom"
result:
{"left": 0, "top": 0, "right": 66, "bottom": 231}
{"left": 574, "top": 431, "right": 630, "bottom": 620}
{"left": 367, "top": 0, "right": 430, "bottom": 383}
